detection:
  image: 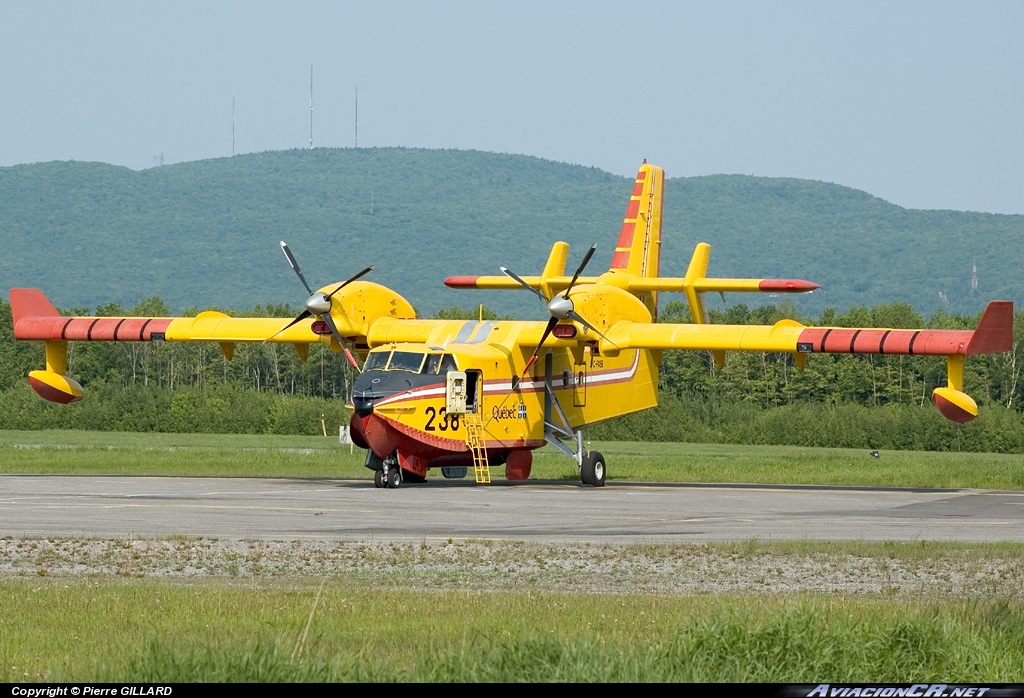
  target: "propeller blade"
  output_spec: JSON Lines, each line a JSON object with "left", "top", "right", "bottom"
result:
{"left": 280, "top": 241, "right": 314, "bottom": 296}
{"left": 500, "top": 267, "right": 549, "bottom": 303}
{"left": 562, "top": 244, "right": 597, "bottom": 299}
{"left": 324, "top": 265, "right": 375, "bottom": 300}
{"left": 342, "top": 346, "right": 361, "bottom": 371}
{"left": 515, "top": 316, "right": 559, "bottom": 388}
{"left": 566, "top": 309, "right": 619, "bottom": 348}
{"left": 321, "top": 311, "right": 366, "bottom": 370}
{"left": 264, "top": 309, "right": 312, "bottom": 343}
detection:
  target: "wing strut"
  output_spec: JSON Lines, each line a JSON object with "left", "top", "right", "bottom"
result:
{"left": 541, "top": 353, "right": 585, "bottom": 468}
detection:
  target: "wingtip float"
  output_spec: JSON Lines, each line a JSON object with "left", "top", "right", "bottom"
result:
{"left": 8, "top": 160, "right": 1014, "bottom": 487}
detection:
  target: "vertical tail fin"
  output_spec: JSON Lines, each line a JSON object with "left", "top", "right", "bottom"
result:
{"left": 609, "top": 161, "right": 664, "bottom": 318}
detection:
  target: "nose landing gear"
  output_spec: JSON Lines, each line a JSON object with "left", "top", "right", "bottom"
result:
{"left": 372, "top": 451, "right": 403, "bottom": 489}
{"left": 387, "top": 467, "right": 402, "bottom": 488}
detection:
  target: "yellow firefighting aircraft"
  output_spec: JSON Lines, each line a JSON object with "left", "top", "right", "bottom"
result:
{"left": 9, "top": 162, "right": 1014, "bottom": 487}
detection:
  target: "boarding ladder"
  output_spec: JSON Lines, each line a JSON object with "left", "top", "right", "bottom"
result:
{"left": 464, "top": 412, "right": 491, "bottom": 484}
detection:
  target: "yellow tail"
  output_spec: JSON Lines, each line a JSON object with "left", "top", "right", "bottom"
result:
{"left": 608, "top": 161, "right": 664, "bottom": 319}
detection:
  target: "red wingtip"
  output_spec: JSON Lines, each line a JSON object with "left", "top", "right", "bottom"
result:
{"left": 9, "top": 289, "right": 63, "bottom": 340}
{"left": 967, "top": 301, "right": 1014, "bottom": 355}
{"left": 444, "top": 276, "right": 481, "bottom": 288}
{"left": 9, "top": 288, "right": 61, "bottom": 323}
{"left": 758, "top": 279, "right": 821, "bottom": 293}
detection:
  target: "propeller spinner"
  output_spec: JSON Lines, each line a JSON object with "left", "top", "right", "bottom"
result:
{"left": 267, "top": 241, "right": 373, "bottom": 370}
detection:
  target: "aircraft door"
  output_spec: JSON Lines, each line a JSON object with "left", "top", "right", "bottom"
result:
{"left": 573, "top": 362, "right": 586, "bottom": 407}
{"left": 446, "top": 371, "right": 468, "bottom": 414}
{"left": 465, "top": 370, "right": 481, "bottom": 414}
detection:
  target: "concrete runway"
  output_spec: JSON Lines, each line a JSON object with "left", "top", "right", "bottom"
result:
{"left": 2, "top": 475, "right": 1023, "bottom": 542}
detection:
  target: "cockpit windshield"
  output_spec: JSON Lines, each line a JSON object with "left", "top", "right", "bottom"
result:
{"left": 364, "top": 351, "right": 390, "bottom": 371}
{"left": 364, "top": 350, "right": 457, "bottom": 374}
{"left": 388, "top": 351, "right": 426, "bottom": 373}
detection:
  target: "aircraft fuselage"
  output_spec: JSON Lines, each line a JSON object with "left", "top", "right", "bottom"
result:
{"left": 350, "top": 314, "right": 659, "bottom": 479}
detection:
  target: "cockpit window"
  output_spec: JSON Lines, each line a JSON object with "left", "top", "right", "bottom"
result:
{"left": 424, "top": 354, "right": 442, "bottom": 375}
{"left": 364, "top": 351, "right": 390, "bottom": 371}
{"left": 439, "top": 354, "right": 458, "bottom": 373}
{"left": 388, "top": 351, "right": 426, "bottom": 373}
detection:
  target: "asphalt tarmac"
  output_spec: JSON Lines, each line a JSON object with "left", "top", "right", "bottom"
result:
{"left": 2, "top": 475, "right": 1023, "bottom": 542}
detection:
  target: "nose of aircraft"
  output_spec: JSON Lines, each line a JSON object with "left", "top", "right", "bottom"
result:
{"left": 352, "top": 373, "right": 387, "bottom": 416}
{"left": 352, "top": 393, "right": 376, "bottom": 417}
{"left": 352, "top": 371, "right": 426, "bottom": 417}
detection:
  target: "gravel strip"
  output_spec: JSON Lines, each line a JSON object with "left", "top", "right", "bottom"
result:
{"left": 1, "top": 537, "right": 1021, "bottom": 597}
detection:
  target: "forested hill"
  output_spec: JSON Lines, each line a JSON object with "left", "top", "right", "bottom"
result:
{"left": 2, "top": 148, "right": 1020, "bottom": 318}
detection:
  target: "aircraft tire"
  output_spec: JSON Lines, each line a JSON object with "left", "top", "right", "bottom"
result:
{"left": 387, "top": 468, "right": 402, "bottom": 489}
{"left": 581, "top": 451, "right": 606, "bottom": 487}
{"left": 374, "top": 469, "right": 386, "bottom": 489}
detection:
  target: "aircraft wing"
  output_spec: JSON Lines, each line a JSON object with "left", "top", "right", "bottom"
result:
{"left": 9, "top": 289, "right": 341, "bottom": 346}
{"left": 602, "top": 300, "right": 1012, "bottom": 358}
{"left": 601, "top": 300, "right": 1013, "bottom": 424}
{"left": 8, "top": 288, "right": 359, "bottom": 403}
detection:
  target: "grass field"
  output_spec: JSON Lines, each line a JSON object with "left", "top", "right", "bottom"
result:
{"left": 2, "top": 429, "right": 1024, "bottom": 490}
{"left": 0, "top": 578, "right": 1022, "bottom": 682}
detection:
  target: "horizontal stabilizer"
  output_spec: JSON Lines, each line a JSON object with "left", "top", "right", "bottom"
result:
{"left": 445, "top": 274, "right": 599, "bottom": 292}
{"left": 624, "top": 277, "right": 821, "bottom": 294}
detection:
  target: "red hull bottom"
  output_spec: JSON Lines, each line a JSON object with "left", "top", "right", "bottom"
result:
{"left": 355, "top": 413, "right": 535, "bottom": 480}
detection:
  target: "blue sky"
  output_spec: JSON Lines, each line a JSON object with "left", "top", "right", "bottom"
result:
{"left": 1, "top": 1, "right": 1021, "bottom": 213}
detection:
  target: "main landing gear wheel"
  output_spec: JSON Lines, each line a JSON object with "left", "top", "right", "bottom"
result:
{"left": 374, "top": 469, "right": 386, "bottom": 489}
{"left": 581, "top": 451, "right": 606, "bottom": 487}
{"left": 387, "top": 468, "right": 402, "bottom": 489}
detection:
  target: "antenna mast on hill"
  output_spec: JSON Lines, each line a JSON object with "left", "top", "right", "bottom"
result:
{"left": 309, "top": 65, "right": 314, "bottom": 149}
{"left": 972, "top": 259, "right": 978, "bottom": 293}
{"left": 232, "top": 95, "right": 236, "bottom": 156}
{"left": 355, "top": 85, "right": 358, "bottom": 148}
